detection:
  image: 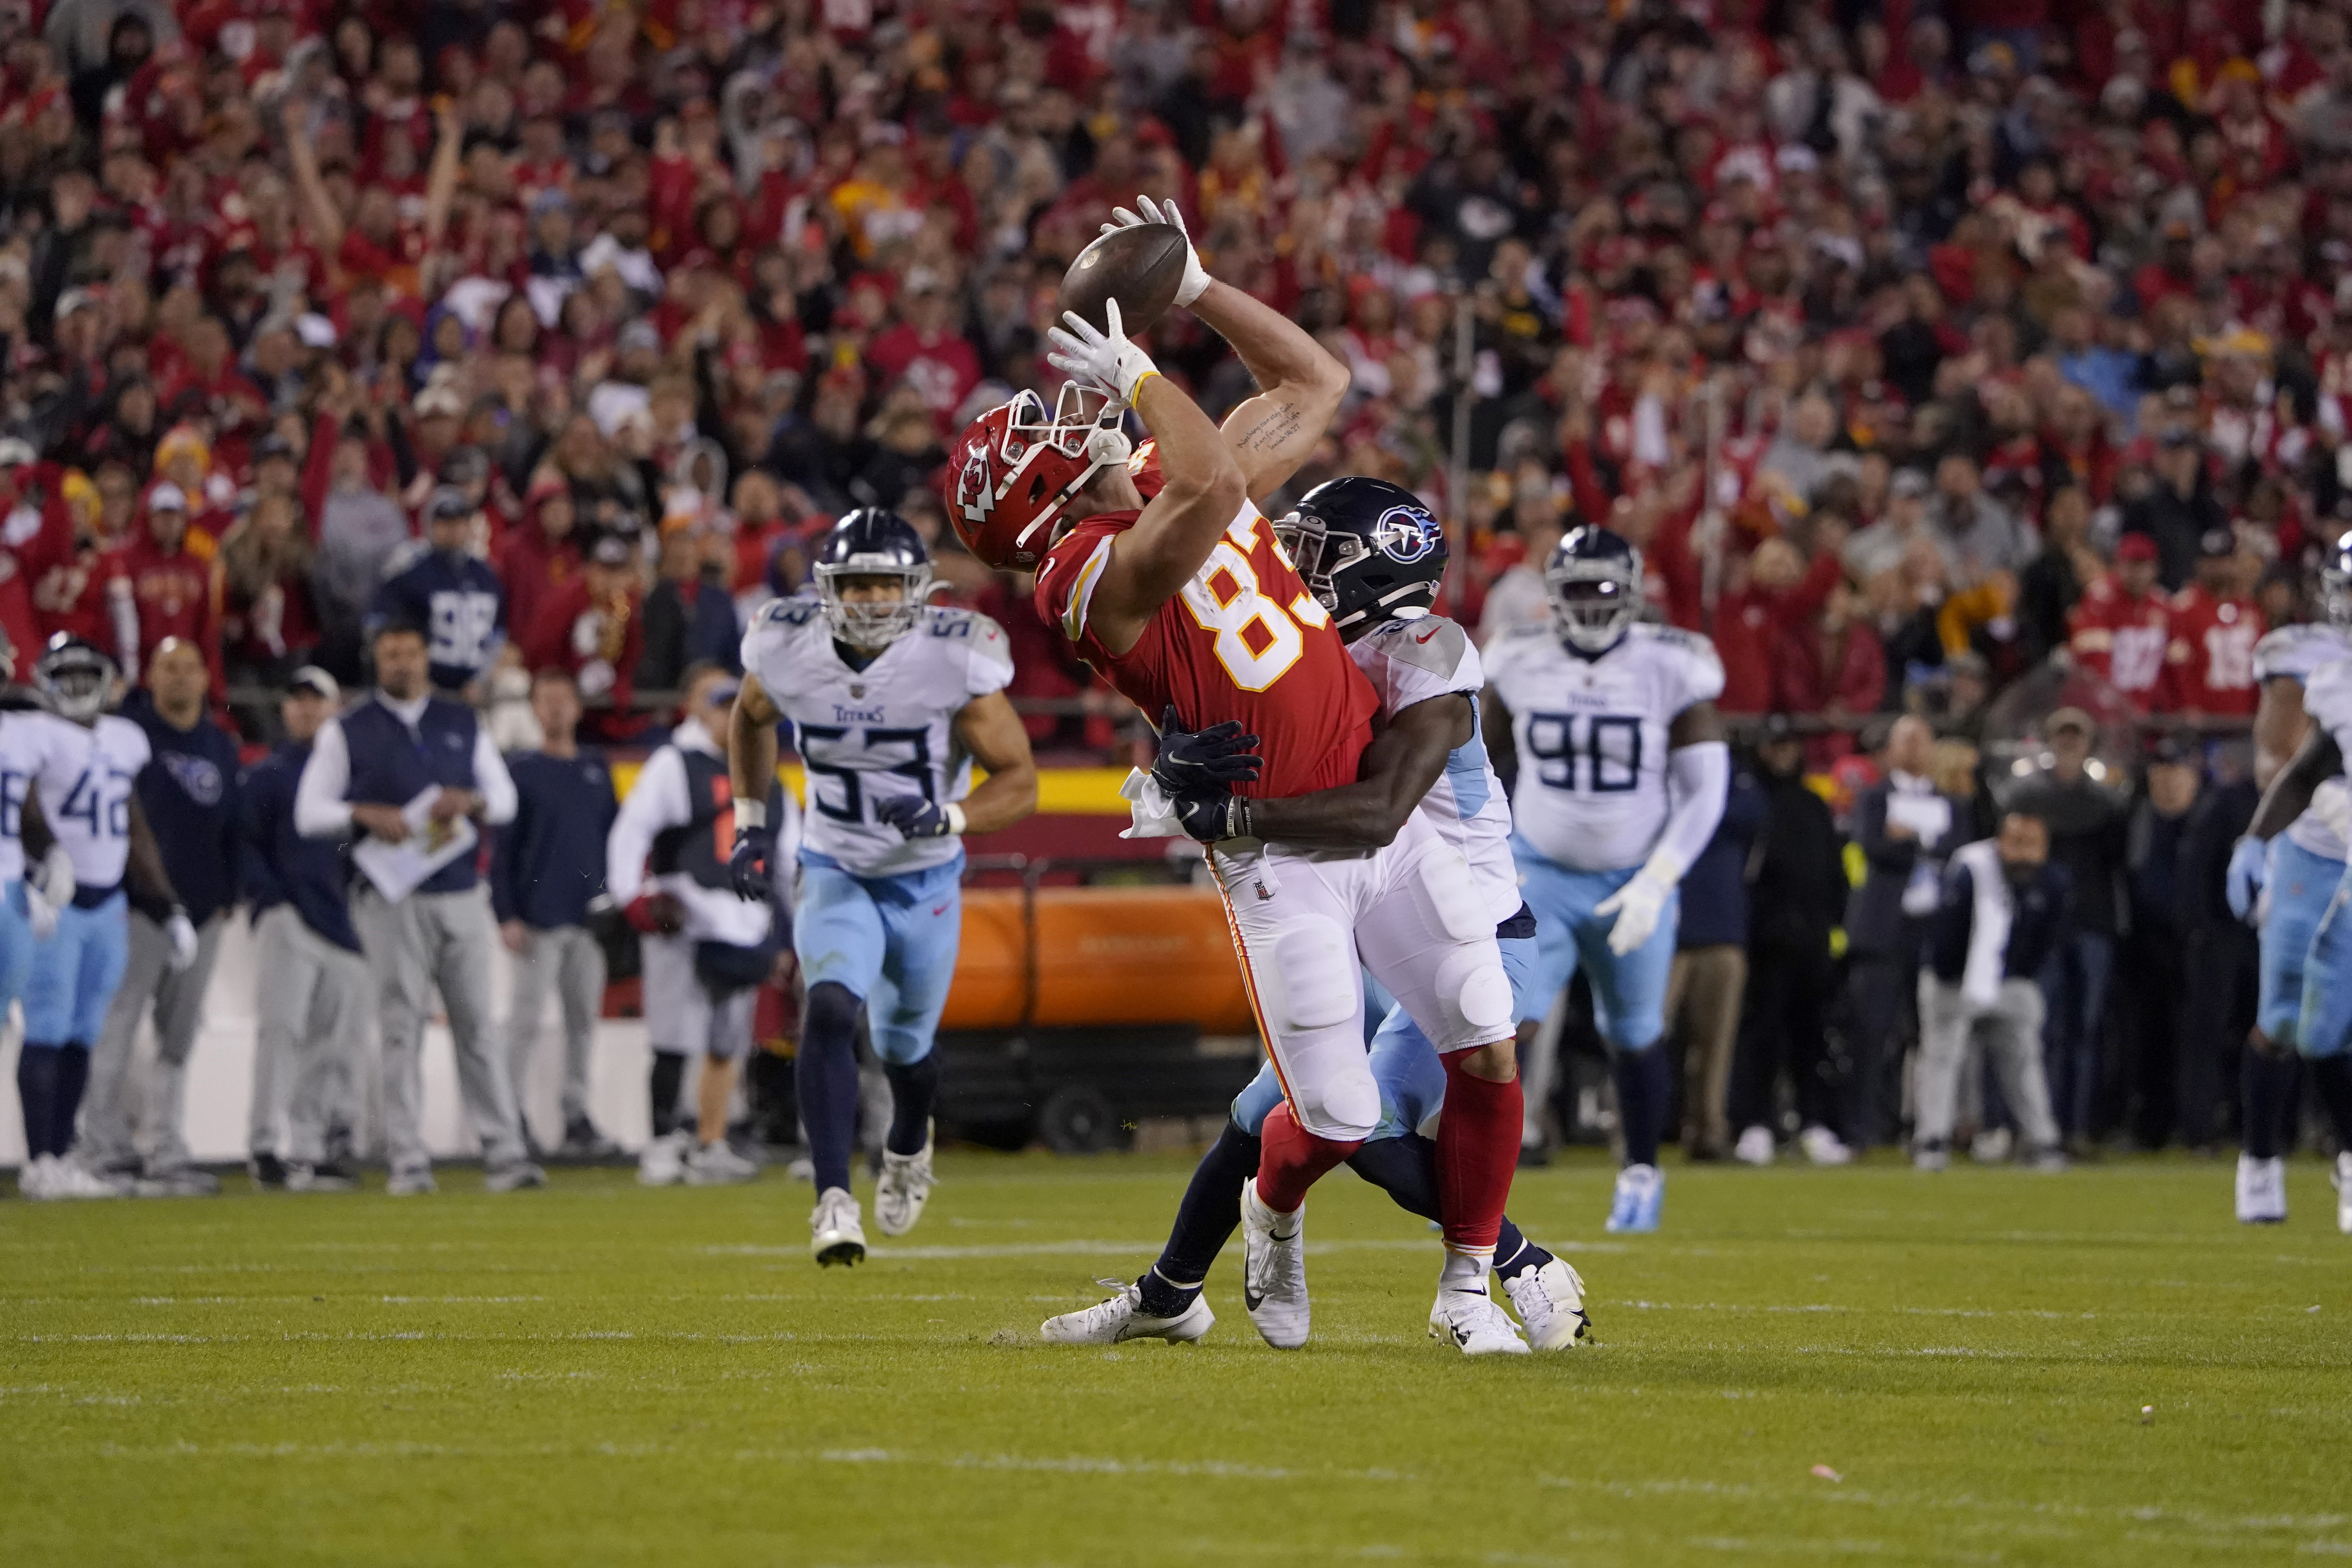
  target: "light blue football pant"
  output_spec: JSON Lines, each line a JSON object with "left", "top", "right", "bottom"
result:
{"left": 23, "top": 891, "right": 129, "bottom": 1045}
{"left": 793, "top": 855, "right": 963, "bottom": 1065}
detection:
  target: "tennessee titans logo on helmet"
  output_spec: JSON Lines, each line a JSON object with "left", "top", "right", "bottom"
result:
{"left": 1372, "top": 505, "right": 1440, "bottom": 564}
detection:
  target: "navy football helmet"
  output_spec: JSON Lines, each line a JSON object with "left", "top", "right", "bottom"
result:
{"left": 1272, "top": 477, "right": 1448, "bottom": 633}
{"left": 815, "top": 508, "right": 933, "bottom": 648}
{"left": 34, "top": 633, "right": 116, "bottom": 723}
{"left": 1545, "top": 526, "right": 1644, "bottom": 653}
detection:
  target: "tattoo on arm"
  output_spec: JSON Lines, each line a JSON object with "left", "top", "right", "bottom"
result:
{"left": 1238, "top": 402, "right": 1303, "bottom": 453}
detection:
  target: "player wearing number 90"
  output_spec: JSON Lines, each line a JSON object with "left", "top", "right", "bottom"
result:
{"left": 1482, "top": 527, "right": 1729, "bottom": 1235}
{"left": 949, "top": 197, "right": 1526, "bottom": 1356}
{"left": 728, "top": 508, "right": 1039, "bottom": 1267}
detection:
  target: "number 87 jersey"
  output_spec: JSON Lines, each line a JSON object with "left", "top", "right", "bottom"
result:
{"left": 1036, "top": 501, "right": 1379, "bottom": 799}
{"left": 1484, "top": 621, "right": 1726, "bottom": 873}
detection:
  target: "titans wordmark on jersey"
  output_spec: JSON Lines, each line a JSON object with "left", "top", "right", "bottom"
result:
{"left": 2257, "top": 622, "right": 2352, "bottom": 862}
{"left": 1484, "top": 621, "right": 1726, "bottom": 874}
{"left": 740, "top": 596, "right": 1014, "bottom": 878}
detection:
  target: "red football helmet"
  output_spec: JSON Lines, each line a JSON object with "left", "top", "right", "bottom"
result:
{"left": 945, "top": 384, "right": 1133, "bottom": 570}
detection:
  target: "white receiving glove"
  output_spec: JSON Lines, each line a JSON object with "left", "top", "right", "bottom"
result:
{"left": 34, "top": 842, "right": 75, "bottom": 907}
{"left": 1100, "top": 193, "right": 1212, "bottom": 308}
{"left": 164, "top": 906, "right": 200, "bottom": 973}
{"left": 1045, "top": 298, "right": 1160, "bottom": 407}
{"left": 23, "top": 882, "right": 59, "bottom": 941}
{"left": 1593, "top": 850, "right": 1685, "bottom": 958}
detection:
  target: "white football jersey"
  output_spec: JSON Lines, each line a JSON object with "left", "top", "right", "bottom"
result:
{"left": 740, "top": 595, "right": 1014, "bottom": 878}
{"left": 31, "top": 712, "right": 149, "bottom": 890}
{"left": 1348, "top": 612, "right": 1519, "bottom": 925}
{"left": 2257, "top": 623, "right": 2352, "bottom": 862}
{"left": 0, "top": 707, "right": 96, "bottom": 884}
{"left": 1485, "top": 621, "right": 1726, "bottom": 873}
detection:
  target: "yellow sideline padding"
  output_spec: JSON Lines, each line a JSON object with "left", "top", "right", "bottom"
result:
{"left": 606, "top": 761, "right": 1133, "bottom": 815}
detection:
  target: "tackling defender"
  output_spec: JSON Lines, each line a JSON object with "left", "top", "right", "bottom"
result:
{"left": 727, "top": 509, "right": 1039, "bottom": 1264}
{"left": 947, "top": 200, "right": 1526, "bottom": 1354}
{"left": 1483, "top": 528, "right": 1729, "bottom": 1234}
{"left": 1039, "top": 477, "right": 1590, "bottom": 1352}
{"left": 2228, "top": 532, "right": 2352, "bottom": 1234}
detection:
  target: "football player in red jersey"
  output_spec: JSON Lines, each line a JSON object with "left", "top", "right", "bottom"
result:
{"left": 2165, "top": 527, "right": 2266, "bottom": 719}
{"left": 945, "top": 199, "right": 1526, "bottom": 1354}
{"left": 2068, "top": 534, "right": 2173, "bottom": 711}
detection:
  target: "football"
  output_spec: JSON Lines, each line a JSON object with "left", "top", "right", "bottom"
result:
{"left": 1057, "top": 223, "right": 1189, "bottom": 336}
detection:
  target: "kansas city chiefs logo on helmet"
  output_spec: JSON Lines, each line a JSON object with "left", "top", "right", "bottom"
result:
{"left": 957, "top": 448, "right": 995, "bottom": 525}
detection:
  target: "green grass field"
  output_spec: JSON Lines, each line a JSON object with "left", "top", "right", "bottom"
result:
{"left": 4, "top": 1151, "right": 2348, "bottom": 1566}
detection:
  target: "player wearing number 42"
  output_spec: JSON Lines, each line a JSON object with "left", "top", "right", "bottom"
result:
{"left": 729, "top": 508, "right": 1040, "bottom": 1266}
{"left": 1482, "top": 527, "right": 1730, "bottom": 1233}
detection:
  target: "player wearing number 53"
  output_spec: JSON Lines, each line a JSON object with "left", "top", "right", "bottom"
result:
{"left": 946, "top": 199, "right": 1529, "bottom": 1357}
{"left": 729, "top": 509, "right": 1039, "bottom": 1265}
{"left": 1482, "top": 526, "right": 1729, "bottom": 1234}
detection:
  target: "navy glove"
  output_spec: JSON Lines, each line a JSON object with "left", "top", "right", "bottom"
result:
{"left": 728, "top": 827, "right": 772, "bottom": 901}
{"left": 1172, "top": 791, "right": 1250, "bottom": 843}
{"left": 1152, "top": 704, "right": 1262, "bottom": 799}
{"left": 877, "top": 794, "right": 963, "bottom": 840}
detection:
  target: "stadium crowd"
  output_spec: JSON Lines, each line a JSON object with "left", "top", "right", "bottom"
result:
{"left": 4, "top": 0, "right": 2352, "bottom": 1186}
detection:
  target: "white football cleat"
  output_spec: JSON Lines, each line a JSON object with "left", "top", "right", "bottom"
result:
{"left": 1503, "top": 1258, "right": 1592, "bottom": 1350}
{"left": 637, "top": 1130, "right": 690, "bottom": 1187}
{"left": 2236, "top": 1154, "right": 2287, "bottom": 1224}
{"left": 874, "top": 1130, "right": 935, "bottom": 1237}
{"left": 810, "top": 1186, "right": 866, "bottom": 1266}
{"left": 1240, "top": 1178, "right": 1309, "bottom": 1349}
{"left": 42, "top": 1157, "right": 132, "bottom": 1200}
{"left": 1733, "top": 1125, "right": 1775, "bottom": 1165}
{"left": 1433, "top": 1286, "right": 1530, "bottom": 1356}
{"left": 2335, "top": 1152, "right": 2352, "bottom": 1236}
{"left": 1798, "top": 1125, "right": 1853, "bottom": 1166}
{"left": 18, "top": 1154, "right": 55, "bottom": 1199}
{"left": 1040, "top": 1279, "right": 1214, "bottom": 1345}
{"left": 683, "top": 1140, "right": 759, "bottom": 1186}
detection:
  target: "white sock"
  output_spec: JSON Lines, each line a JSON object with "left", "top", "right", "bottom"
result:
{"left": 1439, "top": 1249, "right": 1491, "bottom": 1293}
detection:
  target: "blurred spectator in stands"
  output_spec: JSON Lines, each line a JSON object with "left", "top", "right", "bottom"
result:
{"left": 2011, "top": 709, "right": 2129, "bottom": 1149}
{"left": 1773, "top": 574, "right": 1885, "bottom": 749}
{"left": 214, "top": 490, "right": 320, "bottom": 695}
{"left": 495, "top": 668, "right": 621, "bottom": 1161}
{"left": 495, "top": 476, "right": 582, "bottom": 657}
{"left": 2164, "top": 530, "right": 2266, "bottom": 721}
{"left": 1844, "top": 715, "right": 1976, "bottom": 1150}
{"left": 2016, "top": 486, "right": 2097, "bottom": 668}
{"left": 1845, "top": 467, "right": 1931, "bottom": 583}
{"left": 2124, "top": 433, "right": 2227, "bottom": 592}
{"left": 1667, "top": 752, "right": 1768, "bottom": 1163}
{"left": 121, "top": 483, "right": 217, "bottom": 693}
{"left": 1915, "top": 809, "right": 2070, "bottom": 1172}
{"left": 1477, "top": 514, "right": 1563, "bottom": 648}
{"left": 638, "top": 524, "right": 742, "bottom": 695}
{"left": 526, "top": 529, "right": 646, "bottom": 739}
{"left": 1731, "top": 716, "right": 1853, "bottom": 1167}
{"left": 303, "top": 385, "right": 409, "bottom": 686}
{"left": 1927, "top": 452, "right": 2033, "bottom": 585}
{"left": 2118, "top": 736, "right": 2202, "bottom": 1147}
{"left": 2069, "top": 534, "right": 2173, "bottom": 713}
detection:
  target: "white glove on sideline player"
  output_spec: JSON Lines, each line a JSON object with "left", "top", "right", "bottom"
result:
{"left": 164, "top": 906, "right": 200, "bottom": 973}
{"left": 24, "top": 882, "right": 59, "bottom": 940}
{"left": 1594, "top": 849, "right": 1685, "bottom": 957}
{"left": 1099, "top": 194, "right": 1212, "bottom": 308}
{"left": 1045, "top": 298, "right": 1159, "bottom": 407}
